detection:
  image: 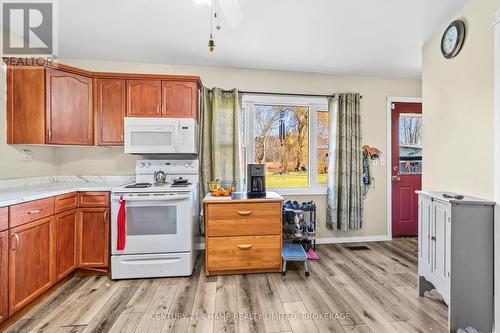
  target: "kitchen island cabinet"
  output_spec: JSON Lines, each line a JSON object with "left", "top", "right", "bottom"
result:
{"left": 203, "top": 192, "right": 283, "bottom": 276}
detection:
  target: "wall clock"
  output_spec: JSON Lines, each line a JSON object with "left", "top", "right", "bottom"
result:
{"left": 441, "top": 20, "right": 466, "bottom": 59}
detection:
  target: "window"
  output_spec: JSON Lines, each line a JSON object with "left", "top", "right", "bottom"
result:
{"left": 242, "top": 95, "right": 329, "bottom": 193}
{"left": 399, "top": 114, "right": 422, "bottom": 174}
{"left": 316, "top": 111, "right": 329, "bottom": 184}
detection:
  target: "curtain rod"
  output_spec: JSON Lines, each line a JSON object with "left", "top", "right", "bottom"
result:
{"left": 206, "top": 89, "right": 362, "bottom": 99}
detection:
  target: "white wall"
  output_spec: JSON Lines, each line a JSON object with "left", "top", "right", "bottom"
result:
{"left": 56, "top": 59, "right": 422, "bottom": 238}
{"left": 422, "top": 0, "right": 499, "bottom": 200}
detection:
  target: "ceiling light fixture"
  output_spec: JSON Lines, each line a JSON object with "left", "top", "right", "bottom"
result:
{"left": 208, "top": 0, "right": 219, "bottom": 52}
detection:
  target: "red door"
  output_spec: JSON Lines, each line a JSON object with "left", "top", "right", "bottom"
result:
{"left": 392, "top": 102, "right": 422, "bottom": 237}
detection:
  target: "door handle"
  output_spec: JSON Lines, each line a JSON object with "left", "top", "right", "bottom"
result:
{"left": 391, "top": 175, "right": 401, "bottom": 182}
{"left": 237, "top": 211, "right": 252, "bottom": 216}
{"left": 237, "top": 244, "right": 252, "bottom": 249}
{"left": 103, "top": 210, "right": 107, "bottom": 223}
{"left": 11, "top": 234, "right": 19, "bottom": 250}
{"left": 431, "top": 236, "right": 436, "bottom": 241}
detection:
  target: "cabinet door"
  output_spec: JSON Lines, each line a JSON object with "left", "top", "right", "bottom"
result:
{"left": 6, "top": 66, "right": 46, "bottom": 144}
{"left": 55, "top": 210, "right": 77, "bottom": 281}
{"left": 0, "top": 231, "right": 8, "bottom": 324}
{"left": 78, "top": 208, "right": 109, "bottom": 268}
{"left": 418, "top": 196, "right": 432, "bottom": 271}
{"left": 126, "top": 80, "right": 161, "bottom": 117}
{"left": 96, "top": 78, "right": 126, "bottom": 145}
{"left": 46, "top": 69, "right": 93, "bottom": 145}
{"left": 161, "top": 81, "right": 198, "bottom": 119}
{"left": 9, "top": 217, "right": 55, "bottom": 315}
{"left": 432, "top": 201, "right": 450, "bottom": 283}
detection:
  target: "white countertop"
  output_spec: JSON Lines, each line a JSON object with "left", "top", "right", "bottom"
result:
{"left": 416, "top": 190, "right": 495, "bottom": 206}
{"left": 0, "top": 178, "right": 131, "bottom": 208}
{"left": 203, "top": 191, "right": 284, "bottom": 202}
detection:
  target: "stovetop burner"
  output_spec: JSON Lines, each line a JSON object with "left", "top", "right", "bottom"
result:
{"left": 125, "top": 183, "right": 152, "bottom": 189}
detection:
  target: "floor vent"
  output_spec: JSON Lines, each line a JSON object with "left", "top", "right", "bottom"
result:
{"left": 346, "top": 245, "right": 371, "bottom": 251}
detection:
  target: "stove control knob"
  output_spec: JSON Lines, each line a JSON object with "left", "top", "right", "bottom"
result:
{"left": 146, "top": 162, "right": 152, "bottom": 168}
{"left": 184, "top": 163, "right": 189, "bottom": 167}
{"left": 139, "top": 162, "right": 145, "bottom": 168}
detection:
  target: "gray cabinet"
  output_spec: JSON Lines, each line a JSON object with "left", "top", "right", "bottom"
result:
{"left": 417, "top": 191, "right": 494, "bottom": 333}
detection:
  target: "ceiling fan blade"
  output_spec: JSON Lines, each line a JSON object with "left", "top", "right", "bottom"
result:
{"left": 220, "top": 0, "right": 242, "bottom": 28}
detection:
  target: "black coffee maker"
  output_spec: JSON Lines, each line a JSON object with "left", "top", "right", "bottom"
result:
{"left": 247, "top": 164, "right": 266, "bottom": 198}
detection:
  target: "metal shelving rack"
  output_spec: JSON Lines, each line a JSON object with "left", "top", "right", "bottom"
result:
{"left": 282, "top": 201, "right": 317, "bottom": 250}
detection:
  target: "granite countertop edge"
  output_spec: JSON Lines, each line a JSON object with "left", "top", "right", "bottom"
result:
{"left": 0, "top": 181, "right": 131, "bottom": 208}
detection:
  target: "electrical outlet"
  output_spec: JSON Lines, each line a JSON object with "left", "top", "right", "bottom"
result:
{"left": 380, "top": 157, "right": 385, "bottom": 166}
{"left": 22, "top": 149, "right": 32, "bottom": 162}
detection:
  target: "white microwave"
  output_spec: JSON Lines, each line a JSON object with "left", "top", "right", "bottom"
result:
{"left": 124, "top": 117, "right": 197, "bottom": 154}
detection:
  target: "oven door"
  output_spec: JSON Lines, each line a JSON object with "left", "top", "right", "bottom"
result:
{"left": 124, "top": 118, "right": 179, "bottom": 154}
{"left": 111, "top": 192, "right": 193, "bottom": 255}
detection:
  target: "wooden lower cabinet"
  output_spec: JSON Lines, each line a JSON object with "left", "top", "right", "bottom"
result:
{"left": 55, "top": 209, "right": 77, "bottom": 281}
{"left": 8, "top": 217, "right": 55, "bottom": 315}
{"left": 78, "top": 208, "right": 109, "bottom": 268}
{"left": 206, "top": 235, "right": 281, "bottom": 274}
{"left": 0, "top": 231, "right": 8, "bottom": 324}
{"left": 204, "top": 194, "right": 283, "bottom": 276}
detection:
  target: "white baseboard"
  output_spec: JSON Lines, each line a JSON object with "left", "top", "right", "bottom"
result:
{"left": 315, "top": 235, "right": 391, "bottom": 244}
{"left": 195, "top": 234, "right": 390, "bottom": 250}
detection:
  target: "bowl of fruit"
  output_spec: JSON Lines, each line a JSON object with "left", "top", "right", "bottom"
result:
{"left": 208, "top": 180, "right": 236, "bottom": 197}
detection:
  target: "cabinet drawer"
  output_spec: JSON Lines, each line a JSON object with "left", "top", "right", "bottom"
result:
{"left": 206, "top": 202, "right": 281, "bottom": 237}
{"left": 0, "top": 207, "right": 8, "bottom": 232}
{"left": 55, "top": 192, "right": 78, "bottom": 213}
{"left": 78, "top": 192, "right": 109, "bottom": 207}
{"left": 9, "top": 197, "right": 55, "bottom": 228}
{"left": 206, "top": 235, "right": 281, "bottom": 273}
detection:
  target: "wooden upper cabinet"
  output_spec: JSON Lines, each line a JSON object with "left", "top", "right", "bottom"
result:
{"left": 46, "top": 68, "right": 93, "bottom": 145}
{"left": 9, "top": 217, "right": 55, "bottom": 315}
{"left": 0, "top": 230, "right": 8, "bottom": 324}
{"left": 78, "top": 208, "right": 109, "bottom": 268}
{"left": 6, "top": 66, "right": 46, "bottom": 144}
{"left": 162, "top": 81, "right": 198, "bottom": 119}
{"left": 126, "top": 79, "right": 162, "bottom": 117}
{"left": 96, "top": 78, "right": 126, "bottom": 145}
{"left": 55, "top": 210, "right": 77, "bottom": 281}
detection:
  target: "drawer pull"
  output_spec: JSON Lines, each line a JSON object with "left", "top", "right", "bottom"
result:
{"left": 237, "top": 244, "right": 252, "bottom": 249}
{"left": 27, "top": 209, "right": 43, "bottom": 215}
{"left": 237, "top": 211, "right": 253, "bottom": 216}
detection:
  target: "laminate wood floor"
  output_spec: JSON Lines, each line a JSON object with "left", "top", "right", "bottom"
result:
{"left": 4, "top": 239, "right": 448, "bottom": 333}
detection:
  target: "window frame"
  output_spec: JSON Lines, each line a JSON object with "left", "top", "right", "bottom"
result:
{"left": 242, "top": 94, "right": 329, "bottom": 195}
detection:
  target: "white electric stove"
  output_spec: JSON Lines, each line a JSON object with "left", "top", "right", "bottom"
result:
{"left": 110, "top": 160, "right": 199, "bottom": 279}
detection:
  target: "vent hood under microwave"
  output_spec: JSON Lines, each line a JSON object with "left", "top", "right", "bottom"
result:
{"left": 124, "top": 117, "right": 197, "bottom": 155}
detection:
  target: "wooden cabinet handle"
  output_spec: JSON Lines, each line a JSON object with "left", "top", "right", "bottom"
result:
{"left": 237, "top": 211, "right": 252, "bottom": 216}
{"left": 11, "top": 234, "right": 19, "bottom": 250}
{"left": 237, "top": 244, "right": 252, "bottom": 249}
{"left": 103, "top": 211, "right": 107, "bottom": 223}
{"left": 27, "top": 209, "right": 43, "bottom": 214}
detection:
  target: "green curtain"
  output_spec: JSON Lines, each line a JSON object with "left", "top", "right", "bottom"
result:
{"left": 199, "top": 87, "right": 243, "bottom": 199}
{"left": 326, "top": 93, "right": 363, "bottom": 231}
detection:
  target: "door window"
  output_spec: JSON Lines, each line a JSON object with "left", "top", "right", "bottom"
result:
{"left": 126, "top": 206, "right": 177, "bottom": 235}
{"left": 399, "top": 114, "right": 422, "bottom": 174}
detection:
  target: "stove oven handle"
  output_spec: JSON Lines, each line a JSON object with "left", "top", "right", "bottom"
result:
{"left": 115, "top": 194, "right": 191, "bottom": 202}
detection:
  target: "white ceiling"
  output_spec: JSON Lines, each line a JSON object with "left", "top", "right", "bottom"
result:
{"left": 58, "top": 0, "right": 468, "bottom": 79}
